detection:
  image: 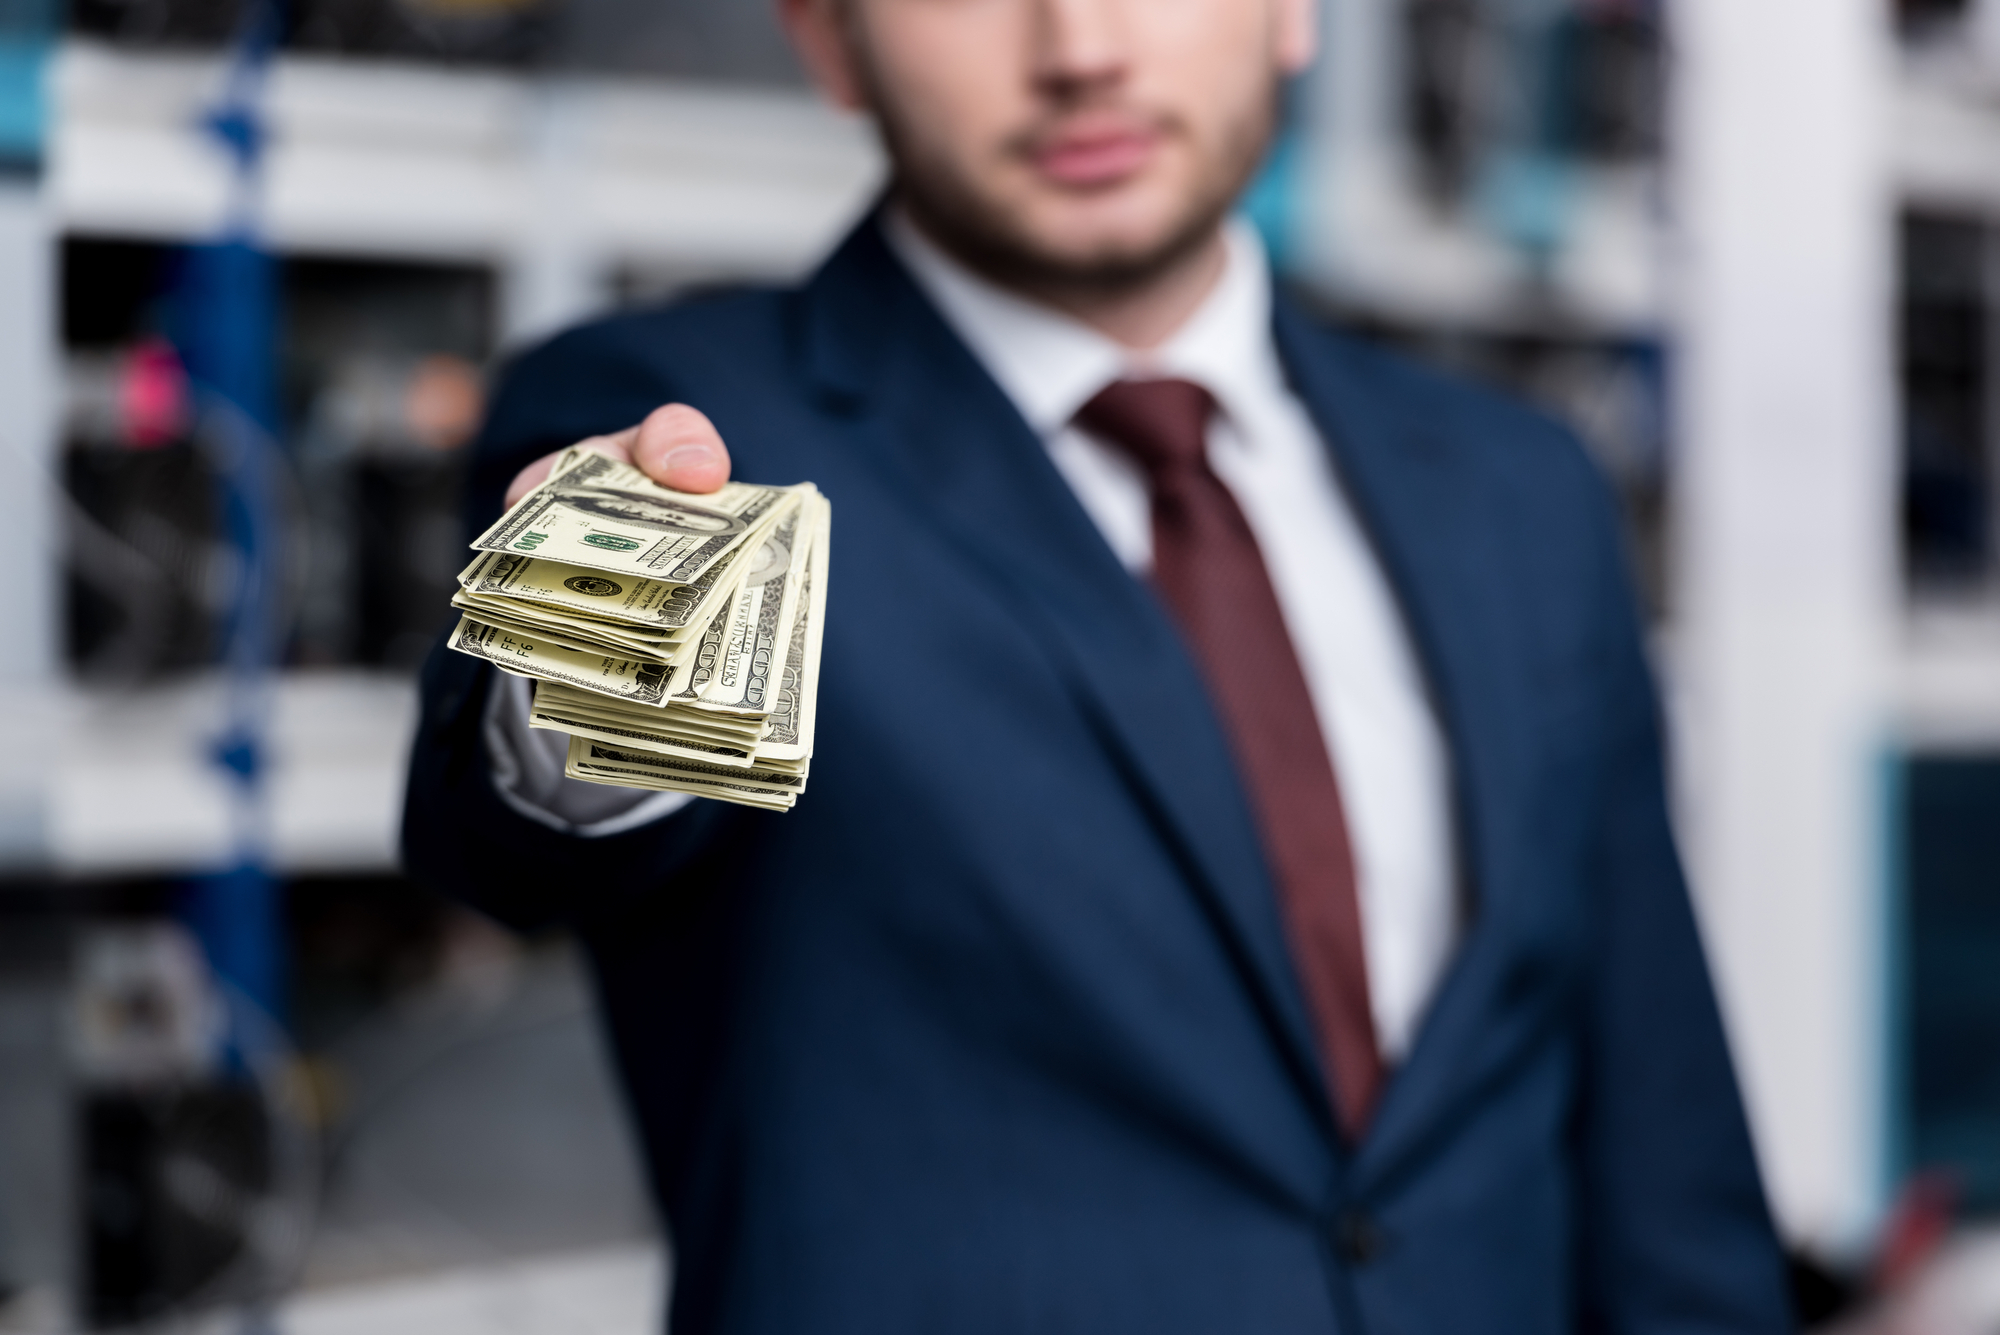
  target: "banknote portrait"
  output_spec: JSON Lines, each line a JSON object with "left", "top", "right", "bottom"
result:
{"left": 742, "top": 533, "right": 790, "bottom": 586}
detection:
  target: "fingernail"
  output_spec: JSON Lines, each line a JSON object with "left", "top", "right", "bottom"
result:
{"left": 661, "top": 444, "right": 718, "bottom": 471}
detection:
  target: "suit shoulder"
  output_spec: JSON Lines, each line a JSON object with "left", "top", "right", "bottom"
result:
{"left": 498, "top": 287, "right": 793, "bottom": 402}
{"left": 478, "top": 288, "right": 795, "bottom": 449}
{"left": 1327, "top": 324, "right": 1593, "bottom": 473}
{"left": 1287, "top": 312, "right": 1619, "bottom": 533}
{"left": 468, "top": 287, "right": 797, "bottom": 524}
{"left": 1282, "top": 305, "right": 1647, "bottom": 661}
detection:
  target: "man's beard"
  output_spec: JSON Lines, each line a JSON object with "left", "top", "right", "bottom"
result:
{"left": 860, "top": 70, "right": 1280, "bottom": 304}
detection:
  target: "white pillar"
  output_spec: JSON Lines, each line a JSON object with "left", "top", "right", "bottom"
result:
{"left": 503, "top": 80, "right": 608, "bottom": 352}
{"left": 1293, "top": 0, "right": 1405, "bottom": 292}
{"left": 1971, "top": 0, "right": 2000, "bottom": 72}
{"left": 0, "top": 172, "right": 64, "bottom": 1324}
{"left": 0, "top": 176, "right": 56, "bottom": 872}
{"left": 1669, "top": 0, "right": 1898, "bottom": 1253}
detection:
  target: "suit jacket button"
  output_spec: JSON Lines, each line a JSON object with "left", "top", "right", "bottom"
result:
{"left": 1334, "top": 1210, "right": 1384, "bottom": 1266}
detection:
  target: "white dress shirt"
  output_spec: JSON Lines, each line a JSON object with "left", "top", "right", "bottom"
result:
{"left": 486, "top": 215, "right": 1460, "bottom": 1059}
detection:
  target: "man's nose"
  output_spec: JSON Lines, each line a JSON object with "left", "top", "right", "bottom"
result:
{"left": 1030, "top": 0, "right": 1129, "bottom": 95}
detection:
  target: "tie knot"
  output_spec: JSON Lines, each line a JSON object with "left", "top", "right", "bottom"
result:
{"left": 1075, "top": 378, "right": 1215, "bottom": 478}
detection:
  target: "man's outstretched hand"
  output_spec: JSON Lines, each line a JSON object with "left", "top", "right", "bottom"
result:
{"left": 502, "top": 403, "right": 734, "bottom": 509}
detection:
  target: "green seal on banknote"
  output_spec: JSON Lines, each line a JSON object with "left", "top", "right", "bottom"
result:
{"left": 564, "top": 575, "right": 624, "bottom": 596}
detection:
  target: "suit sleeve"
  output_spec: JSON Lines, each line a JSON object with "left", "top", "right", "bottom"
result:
{"left": 399, "top": 319, "right": 755, "bottom": 932}
{"left": 400, "top": 632, "right": 750, "bottom": 932}
{"left": 1573, "top": 509, "right": 1795, "bottom": 1334}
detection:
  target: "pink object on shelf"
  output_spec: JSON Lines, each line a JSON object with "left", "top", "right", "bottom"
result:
{"left": 119, "top": 337, "right": 191, "bottom": 449}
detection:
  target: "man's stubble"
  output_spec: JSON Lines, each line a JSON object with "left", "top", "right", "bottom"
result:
{"left": 850, "top": 38, "right": 1284, "bottom": 305}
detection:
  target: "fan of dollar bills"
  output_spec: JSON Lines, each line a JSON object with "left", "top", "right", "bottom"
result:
{"left": 446, "top": 447, "right": 829, "bottom": 812}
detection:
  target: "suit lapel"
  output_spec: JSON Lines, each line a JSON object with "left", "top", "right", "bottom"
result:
{"left": 1273, "top": 303, "right": 1552, "bottom": 1194}
{"left": 793, "top": 227, "right": 1563, "bottom": 1179}
{"left": 797, "top": 221, "right": 1339, "bottom": 1136}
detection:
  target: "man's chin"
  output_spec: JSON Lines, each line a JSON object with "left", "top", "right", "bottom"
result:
{"left": 1010, "top": 220, "right": 1221, "bottom": 290}
{"left": 1022, "top": 207, "right": 1183, "bottom": 262}
{"left": 1017, "top": 176, "right": 1197, "bottom": 244}
{"left": 963, "top": 191, "right": 1220, "bottom": 286}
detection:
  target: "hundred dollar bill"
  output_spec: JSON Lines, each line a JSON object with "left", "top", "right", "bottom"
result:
{"left": 470, "top": 448, "right": 805, "bottom": 584}
{"left": 530, "top": 701, "right": 763, "bottom": 768}
{"left": 531, "top": 681, "right": 769, "bottom": 744}
{"left": 566, "top": 738, "right": 807, "bottom": 796}
{"left": 454, "top": 511, "right": 793, "bottom": 707}
{"left": 447, "top": 595, "right": 670, "bottom": 660}
{"left": 529, "top": 694, "right": 772, "bottom": 761}
{"left": 455, "top": 542, "right": 749, "bottom": 635}
{"left": 755, "top": 494, "right": 829, "bottom": 765}
{"left": 564, "top": 740, "right": 798, "bottom": 812}
{"left": 447, "top": 617, "right": 680, "bottom": 705}
{"left": 671, "top": 505, "right": 807, "bottom": 717}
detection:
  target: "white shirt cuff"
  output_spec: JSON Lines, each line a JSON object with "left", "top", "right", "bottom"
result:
{"left": 481, "top": 672, "right": 695, "bottom": 836}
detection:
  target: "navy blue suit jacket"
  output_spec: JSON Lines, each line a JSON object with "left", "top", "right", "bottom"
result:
{"left": 403, "top": 215, "right": 1792, "bottom": 1334}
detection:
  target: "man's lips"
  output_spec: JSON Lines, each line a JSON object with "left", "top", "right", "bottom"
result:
{"left": 1029, "top": 126, "right": 1162, "bottom": 188}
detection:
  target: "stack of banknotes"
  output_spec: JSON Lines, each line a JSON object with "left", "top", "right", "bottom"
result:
{"left": 445, "top": 446, "right": 829, "bottom": 812}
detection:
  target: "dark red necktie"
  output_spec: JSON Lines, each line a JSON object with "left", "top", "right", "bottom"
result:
{"left": 1077, "top": 378, "right": 1383, "bottom": 1139}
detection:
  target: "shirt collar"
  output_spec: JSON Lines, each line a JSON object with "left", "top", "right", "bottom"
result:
{"left": 884, "top": 209, "right": 1282, "bottom": 442}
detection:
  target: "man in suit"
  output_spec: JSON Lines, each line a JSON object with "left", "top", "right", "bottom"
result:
{"left": 404, "top": 0, "right": 1794, "bottom": 1329}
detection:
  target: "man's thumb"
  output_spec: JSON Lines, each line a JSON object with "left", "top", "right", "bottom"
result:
{"left": 633, "top": 403, "right": 732, "bottom": 494}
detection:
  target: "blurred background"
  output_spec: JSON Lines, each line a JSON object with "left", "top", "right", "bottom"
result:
{"left": 0, "top": 0, "right": 1994, "bottom": 1330}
